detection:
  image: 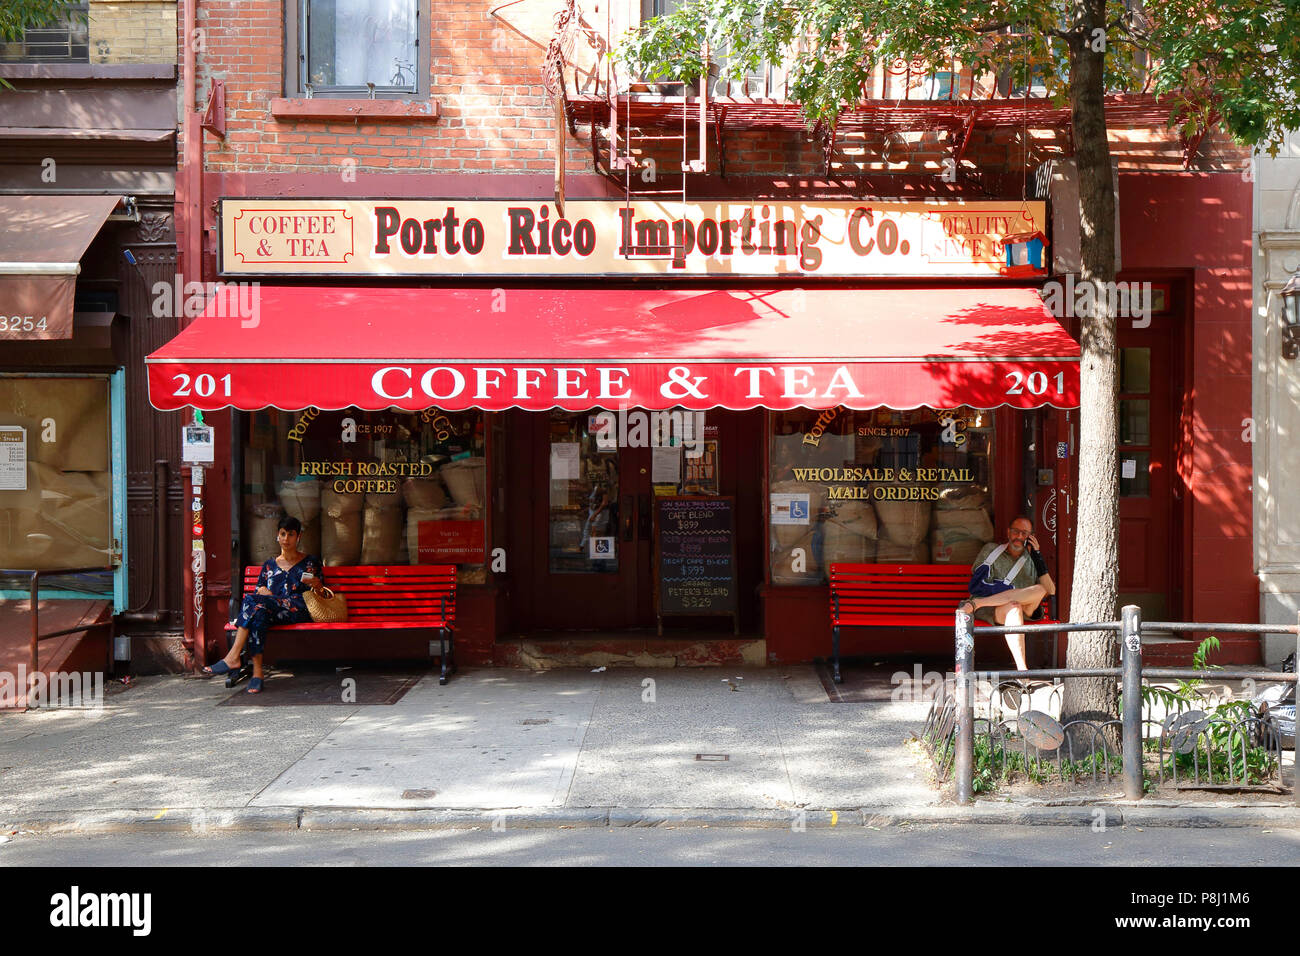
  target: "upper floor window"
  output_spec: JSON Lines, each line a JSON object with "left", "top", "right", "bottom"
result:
{"left": 0, "top": 2, "right": 89, "bottom": 63}
{"left": 291, "top": 0, "right": 424, "bottom": 97}
{"left": 638, "top": 0, "right": 780, "bottom": 97}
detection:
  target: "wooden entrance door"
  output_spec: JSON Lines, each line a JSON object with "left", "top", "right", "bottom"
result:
{"left": 1116, "top": 310, "right": 1177, "bottom": 618}
{"left": 528, "top": 410, "right": 655, "bottom": 630}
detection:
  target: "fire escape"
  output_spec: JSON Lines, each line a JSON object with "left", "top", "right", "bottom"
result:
{"left": 539, "top": 0, "right": 1205, "bottom": 253}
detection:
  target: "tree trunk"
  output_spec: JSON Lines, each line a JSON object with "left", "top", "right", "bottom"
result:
{"left": 1062, "top": 0, "right": 1121, "bottom": 731}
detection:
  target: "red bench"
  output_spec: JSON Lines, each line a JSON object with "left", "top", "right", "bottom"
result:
{"left": 827, "top": 563, "right": 1057, "bottom": 683}
{"left": 226, "top": 564, "right": 458, "bottom": 684}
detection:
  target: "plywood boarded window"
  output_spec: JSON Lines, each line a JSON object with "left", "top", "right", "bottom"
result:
{"left": 0, "top": 376, "right": 112, "bottom": 571}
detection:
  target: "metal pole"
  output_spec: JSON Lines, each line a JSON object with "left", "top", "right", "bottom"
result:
{"left": 955, "top": 608, "right": 975, "bottom": 804}
{"left": 1120, "top": 604, "right": 1143, "bottom": 800}
{"left": 29, "top": 571, "right": 39, "bottom": 704}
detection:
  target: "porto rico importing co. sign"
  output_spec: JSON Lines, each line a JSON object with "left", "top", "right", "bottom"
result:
{"left": 219, "top": 198, "right": 1046, "bottom": 278}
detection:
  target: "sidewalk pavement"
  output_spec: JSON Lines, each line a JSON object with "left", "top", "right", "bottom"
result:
{"left": 1, "top": 667, "right": 1296, "bottom": 833}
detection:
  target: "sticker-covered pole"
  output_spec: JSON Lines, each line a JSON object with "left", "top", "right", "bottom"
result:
{"left": 181, "top": 411, "right": 213, "bottom": 671}
{"left": 954, "top": 607, "right": 975, "bottom": 804}
{"left": 190, "top": 462, "right": 206, "bottom": 667}
{"left": 1120, "top": 604, "right": 1143, "bottom": 801}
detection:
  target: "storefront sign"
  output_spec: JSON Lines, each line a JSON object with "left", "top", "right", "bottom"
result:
{"left": 220, "top": 199, "right": 1046, "bottom": 278}
{"left": 787, "top": 465, "right": 977, "bottom": 500}
{"left": 299, "top": 459, "right": 435, "bottom": 494}
{"left": 0, "top": 425, "right": 27, "bottom": 490}
{"left": 416, "top": 519, "right": 485, "bottom": 564}
{"left": 803, "top": 408, "right": 841, "bottom": 447}
{"left": 0, "top": 273, "right": 71, "bottom": 339}
{"left": 655, "top": 497, "right": 738, "bottom": 621}
{"left": 283, "top": 361, "right": 1071, "bottom": 411}
{"left": 287, "top": 407, "right": 321, "bottom": 442}
{"left": 683, "top": 439, "right": 719, "bottom": 495}
{"left": 182, "top": 424, "right": 215, "bottom": 464}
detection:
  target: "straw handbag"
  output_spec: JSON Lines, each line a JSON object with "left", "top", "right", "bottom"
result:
{"left": 303, "top": 585, "right": 348, "bottom": 623}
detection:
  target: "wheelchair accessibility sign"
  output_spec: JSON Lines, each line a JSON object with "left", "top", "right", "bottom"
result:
{"left": 770, "top": 493, "right": 811, "bottom": 525}
{"left": 589, "top": 536, "right": 615, "bottom": 559}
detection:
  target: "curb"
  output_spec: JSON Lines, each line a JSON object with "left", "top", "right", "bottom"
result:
{"left": 604, "top": 808, "right": 859, "bottom": 828}
{"left": 1120, "top": 806, "right": 1300, "bottom": 829}
{"left": 3, "top": 804, "right": 1298, "bottom": 834}
{"left": 6, "top": 807, "right": 301, "bottom": 834}
{"left": 298, "top": 808, "right": 610, "bottom": 830}
{"left": 860, "top": 806, "right": 1124, "bottom": 827}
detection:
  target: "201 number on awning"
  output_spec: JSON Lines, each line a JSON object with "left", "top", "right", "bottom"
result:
{"left": 1005, "top": 371, "right": 1065, "bottom": 395}
{"left": 172, "top": 373, "right": 233, "bottom": 398}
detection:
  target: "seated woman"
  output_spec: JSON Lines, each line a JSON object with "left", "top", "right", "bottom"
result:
{"left": 204, "top": 515, "right": 323, "bottom": 693}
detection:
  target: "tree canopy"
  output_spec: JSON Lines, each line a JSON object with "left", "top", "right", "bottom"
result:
{"left": 619, "top": 0, "right": 1300, "bottom": 153}
{"left": 0, "top": 0, "right": 85, "bottom": 42}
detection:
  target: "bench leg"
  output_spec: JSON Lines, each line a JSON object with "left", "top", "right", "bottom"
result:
{"left": 226, "top": 649, "right": 253, "bottom": 689}
{"left": 832, "top": 625, "right": 842, "bottom": 684}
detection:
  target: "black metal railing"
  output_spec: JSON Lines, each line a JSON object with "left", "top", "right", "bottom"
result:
{"left": 3, "top": 567, "right": 116, "bottom": 695}
{"left": 928, "top": 607, "right": 1300, "bottom": 804}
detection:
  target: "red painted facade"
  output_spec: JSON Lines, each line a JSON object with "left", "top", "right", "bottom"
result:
{"left": 174, "top": 0, "right": 1257, "bottom": 669}
{"left": 1115, "top": 173, "right": 1255, "bottom": 626}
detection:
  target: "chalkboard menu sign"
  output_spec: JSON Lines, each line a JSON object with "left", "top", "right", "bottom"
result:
{"left": 654, "top": 496, "right": 739, "bottom": 634}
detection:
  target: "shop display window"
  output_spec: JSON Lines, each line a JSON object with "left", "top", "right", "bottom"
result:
{"left": 768, "top": 407, "right": 994, "bottom": 585}
{"left": 242, "top": 407, "right": 486, "bottom": 579}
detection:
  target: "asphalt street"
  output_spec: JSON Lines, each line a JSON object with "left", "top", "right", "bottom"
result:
{"left": 3, "top": 824, "right": 1297, "bottom": 866}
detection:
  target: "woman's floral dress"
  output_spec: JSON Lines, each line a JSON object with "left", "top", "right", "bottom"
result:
{"left": 233, "top": 555, "right": 322, "bottom": 654}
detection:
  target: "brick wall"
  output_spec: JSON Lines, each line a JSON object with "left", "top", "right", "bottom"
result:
{"left": 192, "top": 0, "right": 1248, "bottom": 181}
{"left": 90, "top": 0, "right": 176, "bottom": 64}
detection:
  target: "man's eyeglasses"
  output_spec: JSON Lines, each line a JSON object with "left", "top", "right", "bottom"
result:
{"left": 1008, "top": 528, "right": 1032, "bottom": 538}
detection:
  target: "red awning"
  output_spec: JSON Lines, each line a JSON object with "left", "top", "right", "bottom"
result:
{"left": 146, "top": 285, "right": 1080, "bottom": 412}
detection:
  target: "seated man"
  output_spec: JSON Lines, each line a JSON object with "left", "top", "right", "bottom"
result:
{"left": 958, "top": 516, "right": 1055, "bottom": 671}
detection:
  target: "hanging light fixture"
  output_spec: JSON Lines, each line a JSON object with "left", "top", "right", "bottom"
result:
{"left": 1282, "top": 271, "right": 1300, "bottom": 361}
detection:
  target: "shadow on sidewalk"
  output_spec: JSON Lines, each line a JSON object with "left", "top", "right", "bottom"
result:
{"left": 217, "top": 661, "right": 430, "bottom": 707}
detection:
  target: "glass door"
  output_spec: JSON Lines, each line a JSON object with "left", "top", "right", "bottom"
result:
{"left": 532, "top": 410, "right": 652, "bottom": 630}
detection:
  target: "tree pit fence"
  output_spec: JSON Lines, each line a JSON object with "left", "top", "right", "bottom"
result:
{"left": 920, "top": 607, "right": 1298, "bottom": 803}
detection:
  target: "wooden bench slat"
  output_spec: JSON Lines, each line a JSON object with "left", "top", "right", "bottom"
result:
{"left": 230, "top": 563, "right": 459, "bottom": 684}
{"left": 825, "top": 562, "right": 1056, "bottom": 684}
